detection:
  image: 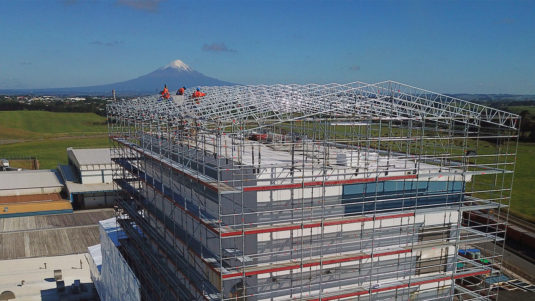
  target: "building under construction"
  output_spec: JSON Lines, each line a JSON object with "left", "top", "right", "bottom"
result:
{"left": 106, "top": 81, "right": 519, "bottom": 300}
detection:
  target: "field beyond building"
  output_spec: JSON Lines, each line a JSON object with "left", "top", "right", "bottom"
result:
{"left": 0, "top": 111, "right": 109, "bottom": 168}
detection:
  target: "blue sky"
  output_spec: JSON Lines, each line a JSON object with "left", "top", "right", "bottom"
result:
{"left": 0, "top": 0, "right": 534, "bottom": 93}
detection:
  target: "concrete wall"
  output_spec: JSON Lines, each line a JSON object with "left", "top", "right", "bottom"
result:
{"left": 80, "top": 169, "right": 114, "bottom": 184}
{"left": 80, "top": 192, "right": 114, "bottom": 209}
{"left": 93, "top": 220, "right": 141, "bottom": 301}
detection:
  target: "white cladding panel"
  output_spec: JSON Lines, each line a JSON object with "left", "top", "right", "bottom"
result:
{"left": 80, "top": 169, "right": 113, "bottom": 184}
{"left": 93, "top": 218, "right": 141, "bottom": 301}
{"left": 257, "top": 211, "right": 458, "bottom": 241}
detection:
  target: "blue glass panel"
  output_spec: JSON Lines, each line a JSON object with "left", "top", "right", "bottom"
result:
{"left": 342, "top": 180, "right": 464, "bottom": 215}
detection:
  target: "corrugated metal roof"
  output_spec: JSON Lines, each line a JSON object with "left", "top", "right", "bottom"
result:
{"left": 0, "top": 169, "right": 63, "bottom": 190}
{"left": 0, "top": 193, "right": 63, "bottom": 204}
{"left": 0, "top": 209, "right": 114, "bottom": 260}
{"left": 0, "top": 226, "right": 100, "bottom": 259}
{"left": 68, "top": 148, "right": 112, "bottom": 166}
{"left": 0, "top": 208, "right": 114, "bottom": 232}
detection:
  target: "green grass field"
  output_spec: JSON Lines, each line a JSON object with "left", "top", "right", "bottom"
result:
{"left": 510, "top": 142, "right": 535, "bottom": 221}
{"left": 0, "top": 110, "right": 534, "bottom": 220}
{"left": 0, "top": 111, "right": 109, "bottom": 168}
{"left": 0, "top": 137, "right": 110, "bottom": 169}
{"left": 506, "top": 105, "right": 535, "bottom": 115}
{"left": 0, "top": 111, "right": 107, "bottom": 140}
{"left": 501, "top": 105, "right": 535, "bottom": 220}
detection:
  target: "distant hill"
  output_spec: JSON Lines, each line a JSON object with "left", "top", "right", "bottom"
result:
{"left": 446, "top": 93, "right": 535, "bottom": 102}
{"left": 0, "top": 60, "right": 234, "bottom": 96}
{"left": 1, "top": 69, "right": 534, "bottom": 100}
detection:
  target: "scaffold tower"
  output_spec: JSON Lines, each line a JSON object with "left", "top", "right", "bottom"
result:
{"left": 107, "top": 80, "right": 519, "bottom": 300}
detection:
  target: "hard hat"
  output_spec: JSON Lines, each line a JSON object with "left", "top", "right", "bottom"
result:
{"left": 196, "top": 88, "right": 200, "bottom": 91}
{"left": 183, "top": 86, "right": 186, "bottom": 89}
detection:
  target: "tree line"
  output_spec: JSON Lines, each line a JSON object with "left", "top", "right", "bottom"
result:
{"left": 484, "top": 100, "right": 535, "bottom": 142}
{"left": 516, "top": 110, "right": 535, "bottom": 142}
{"left": 0, "top": 98, "right": 107, "bottom": 116}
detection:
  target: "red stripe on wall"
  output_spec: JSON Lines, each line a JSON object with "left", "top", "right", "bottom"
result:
{"left": 220, "top": 212, "right": 414, "bottom": 237}
{"left": 243, "top": 175, "right": 418, "bottom": 192}
{"left": 306, "top": 270, "right": 491, "bottom": 301}
{"left": 222, "top": 248, "right": 413, "bottom": 279}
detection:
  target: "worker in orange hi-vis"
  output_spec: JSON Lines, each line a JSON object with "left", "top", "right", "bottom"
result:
{"left": 191, "top": 88, "right": 206, "bottom": 104}
{"left": 160, "top": 84, "right": 170, "bottom": 100}
{"left": 176, "top": 86, "right": 186, "bottom": 95}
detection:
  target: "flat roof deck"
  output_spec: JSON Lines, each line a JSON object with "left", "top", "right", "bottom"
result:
{"left": 0, "top": 200, "right": 73, "bottom": 218}
{"left": 0, "top": 193, "right": 63, "bottom": 204}
{"left": 0, "top": 253, "right": 95, "bottom": 301}
{"left": 0, "top": 169, "right": 63, "bottom": 191}
{"left": 68, "top": 147, "right": 112, "bottom": 166}
{"left": 153, "top": 133, "right": 448, "bottom": 175}
{"left": 0, "top": 209, "right": 114, "bottom": 260}
{"left": 0, "top": 208, "right": 113, "bottom": 232}
{"left": 0, "top": 226, "right": 100, "bottom": 260}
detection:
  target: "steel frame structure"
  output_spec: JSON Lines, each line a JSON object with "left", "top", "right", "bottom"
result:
{"left": 107, "top": 80, "right": 519, "bottom": 301}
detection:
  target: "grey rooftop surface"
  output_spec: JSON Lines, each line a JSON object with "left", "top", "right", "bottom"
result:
{"left": 68, "top": 147, "right": 112, "bottom": 166}
{"left": 0, "top": 169, "right": 63, "bottom": 190}
{"left": 1, "top": 226, "right": 100, "bottom": 260}
{"left": 0, "top": 209, "right": 114, "bottom": 260}
{"left": 0, "top": 208, "right": 113, "bottom": 232}
{"left": 0, "top": 254, "right": 96, "bottom": 301}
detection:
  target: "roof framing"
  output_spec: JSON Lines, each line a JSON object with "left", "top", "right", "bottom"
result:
{"left": 108, "top": 81, "right": 519, "bottom": 130}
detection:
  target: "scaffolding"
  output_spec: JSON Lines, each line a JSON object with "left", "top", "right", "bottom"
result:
{"left": 107, "top": 80, "right": 519, "bottom": 300}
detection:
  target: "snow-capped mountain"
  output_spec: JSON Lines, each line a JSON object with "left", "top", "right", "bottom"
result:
{"left": 160, "top": 59, "right": 192, "bottom": 72}
{"left": 0, "top": 60, "right": 234, "bottom": 96}
{"left": 116, "top": 59, "right": 233, "bottom": 94}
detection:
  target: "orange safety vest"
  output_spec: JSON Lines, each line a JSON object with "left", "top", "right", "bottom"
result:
{"left": 162, "top": 87, "right": 170, "bottom": 99}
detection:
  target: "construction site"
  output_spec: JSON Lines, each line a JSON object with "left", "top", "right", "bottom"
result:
{"left": 106, "top": 80, "right": 520, "bottom": 300}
